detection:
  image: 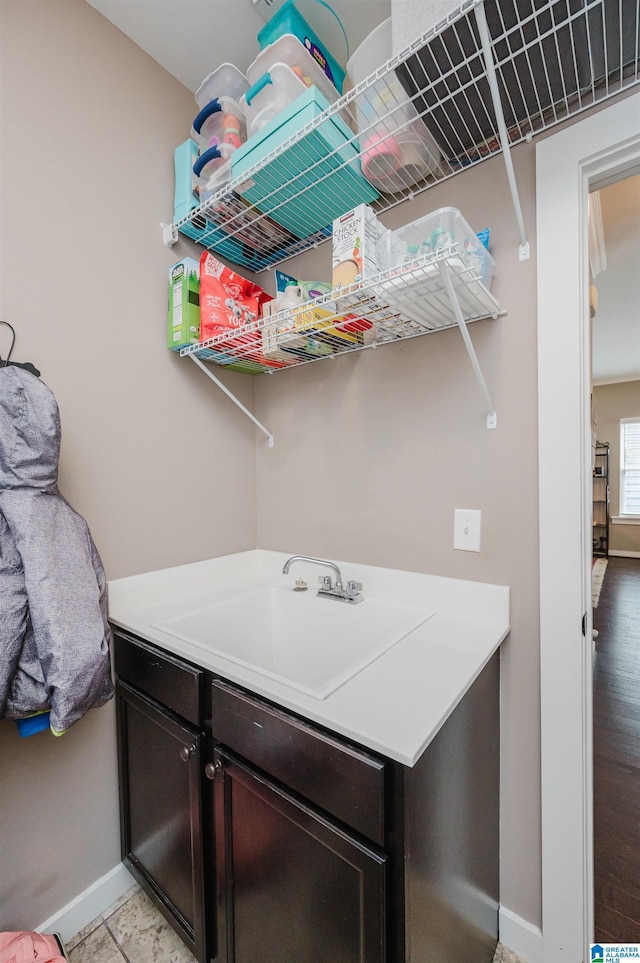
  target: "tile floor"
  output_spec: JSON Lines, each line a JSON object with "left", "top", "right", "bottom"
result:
{"left": 66, "top": 885, "right": 196, "bottom": 963}
{"left": 66, "top": 883, "right": 527, "bottom": 963}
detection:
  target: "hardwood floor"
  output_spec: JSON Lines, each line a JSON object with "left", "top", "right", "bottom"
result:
{"left": 593, "top": 556, "right": 640, "bottom": 942}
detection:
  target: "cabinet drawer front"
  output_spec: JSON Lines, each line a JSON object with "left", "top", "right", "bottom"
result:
{"left": 113, "top": 630, "right": 202, "bottom": 726}
{"left": 211, "top": 679, "right": 385, "bottom": 845}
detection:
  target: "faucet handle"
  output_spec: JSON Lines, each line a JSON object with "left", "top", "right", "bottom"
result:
{"left": 319, "top": 575, "right": 334, "bottom": 589}
{"left": 346, "top": 580, "right": 363, "bottom": 595}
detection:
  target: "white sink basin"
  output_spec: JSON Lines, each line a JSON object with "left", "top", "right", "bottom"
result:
{"left": 153, "top": 583, "right": 433, "bottom": 699}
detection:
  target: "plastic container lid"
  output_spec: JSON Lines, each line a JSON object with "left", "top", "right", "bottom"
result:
{"left": 348, "top": 18, "right": 393, "bottom": 82}
{"left": 195, "top": 63, "right": 249, "bottom": 110}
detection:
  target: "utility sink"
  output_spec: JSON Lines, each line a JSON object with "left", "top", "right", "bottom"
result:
{"left": 153, "top": 583, "right": 434, "bottom": 699}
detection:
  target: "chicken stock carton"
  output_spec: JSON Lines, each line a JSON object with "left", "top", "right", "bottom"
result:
{"left": 331, "top": 204, "right": 386, "bottom": 342}
{"left": 332, "top": 204, "right": 385, "bottom": 289}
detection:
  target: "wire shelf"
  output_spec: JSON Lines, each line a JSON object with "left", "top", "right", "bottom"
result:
{"left": 169, "top": 0, "right": 640, "bottom": 272}
{"left": 179, "top": 245, "right": 501, "bottom": 374}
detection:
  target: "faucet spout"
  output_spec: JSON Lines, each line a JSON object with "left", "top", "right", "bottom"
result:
{"left": 282, "top": 555, "right": 343, "bottom": 588}
{"left": 282, "top": 556, "right": 364, "bottom": 604}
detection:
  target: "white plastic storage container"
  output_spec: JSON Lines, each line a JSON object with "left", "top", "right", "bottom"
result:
{"left": 346, "top": 18, "right": 441, "bottom": 194}
{"left": 195, "top": 63, "right": 249, "bottom": 110}
{"left": 247, "top": 34, "right": 340, "bottom": 95}
{"left": 192, "top": 63, "right": 249, "bottom": 149}
{"left": 382, "top": 207, "right": 494, "bottom": 288}
{"left": 242, "top": 34, "right": 341, "bottom": 137}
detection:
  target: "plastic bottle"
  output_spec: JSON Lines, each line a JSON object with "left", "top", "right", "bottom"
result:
{"left": 277, "top": 280, "right": 304, "bottom": 313}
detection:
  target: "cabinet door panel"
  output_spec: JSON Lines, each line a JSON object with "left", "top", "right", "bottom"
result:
{"left": 211, "top": 679, "right": 385, "bottom": 845}
{"left": 117, "top": 682, "right": 206, "bottom": 962}
{"left": 214, "top": 749, "right": 386, "bottom": 963}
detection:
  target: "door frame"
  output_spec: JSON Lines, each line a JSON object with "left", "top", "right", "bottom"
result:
{"left": 537, "top": 91, "right": 640, "bottom": 961}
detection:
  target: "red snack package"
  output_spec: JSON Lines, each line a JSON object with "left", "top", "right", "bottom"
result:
{"left": 199, "top": 252, "right": 273, "bottom": 343}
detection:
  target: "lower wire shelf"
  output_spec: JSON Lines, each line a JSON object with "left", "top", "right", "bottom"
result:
{"left": 180, "top": 249, "right": 501, "bottom": 374}
{"left": 180, "top": 248, "right": 504, "bottom": 443}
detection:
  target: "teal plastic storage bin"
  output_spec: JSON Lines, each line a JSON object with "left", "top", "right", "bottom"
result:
{"left": 258, "top": 0, "right": 346, "bottom": 92}
{"left": 231, "top": 87, "right": 378, "bottom": 239}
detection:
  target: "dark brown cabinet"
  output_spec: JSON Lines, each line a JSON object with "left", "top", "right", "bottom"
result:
{"left": 115, "top": 632, "right": 207, "bottom": 962}
{"left": 113, "top": 626, "right": 499, "bottom": 963}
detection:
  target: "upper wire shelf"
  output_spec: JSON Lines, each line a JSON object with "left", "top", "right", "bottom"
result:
{"left": 166, "top": 0, "right": 640, "bottom": 273}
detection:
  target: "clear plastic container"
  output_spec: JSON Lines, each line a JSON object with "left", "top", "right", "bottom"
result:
{"left": 242, "top": 34, "right": 341, "bottom": 138}
{"left": 346, "top": 18, "right": 441, "bottom": 194}
{"left": 191, "top": 64, "right": 249, "bottom": 151}
{"left": 381, "top": 207, "right": 494, "bottom": 288}
{"left": 191, "top": 96, "right": 247, "bottom": 151}
{"left": 248, "top": 34, "right": 340, "bottom": 96}
{"left": 195, "top": 63, "right": 249, "bottom": 110}
{"left": 193, "top": 141, "right": 235, "bottom": 204}
{"left": 257, "top": 2, "right": 346, "bottom": 92}
{"left": 241, "top": 61, "right": 339, "bottom": 138}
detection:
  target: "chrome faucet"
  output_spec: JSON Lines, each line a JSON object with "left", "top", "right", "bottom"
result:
{"left": 282, "top": 556, "right": 364, "bottom": 604}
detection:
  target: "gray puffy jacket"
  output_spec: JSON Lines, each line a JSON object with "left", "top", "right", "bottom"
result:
{"left": 0, "top": 366, "right": 114, "bottom": 733}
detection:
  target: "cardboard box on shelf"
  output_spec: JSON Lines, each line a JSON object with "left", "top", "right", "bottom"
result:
{"left": 168, "top": 258, "right": 200, "bottom": 351}
{"left": 332, "top": 204, "right": 385, "bottom": 289}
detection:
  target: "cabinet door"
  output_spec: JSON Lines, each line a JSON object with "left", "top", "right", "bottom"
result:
{"left": 117, "top": 681, "right": 206, "bottom": 962}
{"left": 212, "top": 748, "right": 387, "bottom": 963}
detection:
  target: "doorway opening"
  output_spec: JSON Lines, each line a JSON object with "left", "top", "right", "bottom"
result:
{"left": 589, "top": 171, "right": 640, "bottom": 942}
{"left": 537, "top": 91, "right": 640, "bottom": 962}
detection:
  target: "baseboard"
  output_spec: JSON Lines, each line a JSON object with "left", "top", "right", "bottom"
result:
{"left": 36, "top": 862, "right": 135, "bottom": 943}
{"left": 609, "top": 549, "right": 640, "bottom": 558}
{"left": 499, "top": 905, "right": 544, "bottom": 963}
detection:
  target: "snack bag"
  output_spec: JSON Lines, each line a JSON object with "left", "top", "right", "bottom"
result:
{"left": 199, "top": 252, "right": 273, "bottom": 342}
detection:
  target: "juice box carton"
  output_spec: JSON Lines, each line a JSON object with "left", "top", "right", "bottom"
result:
{"left": 168, "top": 258, "right": 200, "bottom": 352}
{"left": 332, "top": 204, "right": 385, "bottom": 290}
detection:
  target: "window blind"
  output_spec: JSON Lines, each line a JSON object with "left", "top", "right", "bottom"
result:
{"left": 620, "top": 418, "right": 640, "bottom": 516}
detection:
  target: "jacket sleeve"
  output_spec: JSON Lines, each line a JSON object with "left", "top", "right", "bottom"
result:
{"left": 0, "top": 511, "right": 32, "bottom": 719}
{"left": 0, "top": 490, "right": 114, "bottom": 733}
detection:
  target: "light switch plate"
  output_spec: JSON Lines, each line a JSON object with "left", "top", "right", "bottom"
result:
{"left": 453, "top": 509, "right": 482, "bottom": 552}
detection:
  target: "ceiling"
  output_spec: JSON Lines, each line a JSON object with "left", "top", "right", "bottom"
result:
{"left": 592, "top": 173, "right": 640, "bottom": 386}
{"left": 84, "top": 0, "right": 390, "bottom": 94}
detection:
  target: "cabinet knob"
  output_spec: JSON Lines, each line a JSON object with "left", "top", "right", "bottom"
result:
{"left": 180, "top": 744, "right": 196, "bottom": 762}
{"left": 205, "top": 759, "right": 223, "bottom": 780}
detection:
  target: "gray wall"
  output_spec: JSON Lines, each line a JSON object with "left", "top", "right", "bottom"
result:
{"left": 0, "top": 0, "right": 258, "bottom": 929}
{"left": 256, "top": 143, "right": 541, "bottom": 929}
{"left": 593, "top": 381, "right": 640, "bottom": 554}
{"left": 1, "top": 0, "right": 542, "bottom": 936}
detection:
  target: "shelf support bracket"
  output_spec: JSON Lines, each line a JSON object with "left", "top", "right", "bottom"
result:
{"left": 438, "top": 261, "right": 497, "bottom": 429}
{"left": 189, "top": 354, "right": 274, "bottom": 447}
{"left": 474, "top": 0, "right": 530, "bottom": 262}
{"left": 161, "top": 222, "right": 178, "bottom": 247}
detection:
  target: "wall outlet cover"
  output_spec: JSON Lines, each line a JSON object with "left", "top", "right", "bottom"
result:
{"left": 453, "top": 509, "right": 482, "bottom": 552}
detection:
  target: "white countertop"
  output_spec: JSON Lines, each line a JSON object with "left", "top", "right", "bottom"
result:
{"left": 107, "top": 550, "right": 510, "bottom": 767}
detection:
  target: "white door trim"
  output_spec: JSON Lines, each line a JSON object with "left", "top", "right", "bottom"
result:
{"left": 537, "top": 91, "right": 640, "bottom": 962}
